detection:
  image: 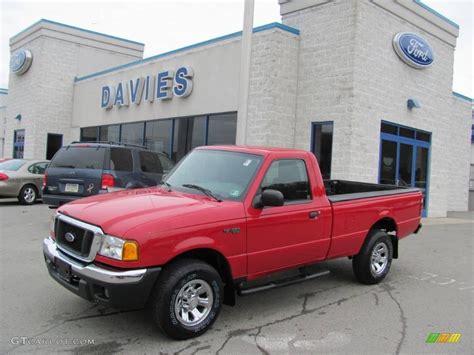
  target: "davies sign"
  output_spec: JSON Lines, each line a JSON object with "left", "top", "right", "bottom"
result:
{"left": 392, "top": 32, "right": 434, "bottom": 69}
{"left": 101, "top": 66, "right": 193, "bottom": 109}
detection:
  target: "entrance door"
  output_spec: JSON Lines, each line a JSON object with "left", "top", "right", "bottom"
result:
{"left": 379, "top": 122, "right": 431, "bottom": 216}
{"left": 46, "top": 133, "right": 63, "bottom": 160}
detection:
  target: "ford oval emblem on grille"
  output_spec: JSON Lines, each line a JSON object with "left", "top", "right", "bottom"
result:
{"left": 64, "top": 232, "right": 76, "bottom": 242}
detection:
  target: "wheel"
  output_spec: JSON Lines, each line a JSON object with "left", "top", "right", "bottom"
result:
{"left": 352, "top": 230, "right": 393, "bottom": 285}
{"left": 149, "top": 258, "right": 223, "bottom": 340}
{"left": 18, "top": 185, "right": 38, "bottom": 205}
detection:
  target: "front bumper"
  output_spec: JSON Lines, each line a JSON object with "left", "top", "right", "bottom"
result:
{"left": 43, "top": 237, "right": 161, "bottom": 308}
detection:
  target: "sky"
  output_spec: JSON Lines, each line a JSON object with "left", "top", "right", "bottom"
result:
{"left": 0, "top": 0, "right": 472, "bottom": 98}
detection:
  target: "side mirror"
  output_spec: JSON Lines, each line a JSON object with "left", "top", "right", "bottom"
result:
{"left": 254, "top": 189, "right": 284, "bottom": 208}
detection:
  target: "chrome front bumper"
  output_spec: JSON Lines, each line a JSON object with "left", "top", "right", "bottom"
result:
{"left": 43, "top": 237, "right": 161, "bottom": 307}
{"left": 43, "top": 237, "right": 147, "bottom": 284}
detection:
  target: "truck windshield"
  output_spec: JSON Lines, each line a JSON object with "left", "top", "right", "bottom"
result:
{"left": 165, "top": 150, "right": 263, "bottom": 201}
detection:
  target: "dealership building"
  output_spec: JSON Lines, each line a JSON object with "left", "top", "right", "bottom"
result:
{"left": 1, "top": 0, "right": 472, "bottom": 217}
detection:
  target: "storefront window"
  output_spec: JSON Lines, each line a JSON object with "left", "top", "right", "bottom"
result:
{"left": 311, "top": 122, "right": 333, "bottom": 180}
{"left": 121, "top": 122, "right": 144, "bottom": 146}
{"left": 172, "top": 116, "right": 207, "bottom": 162}
{"left": 100, "top": 125, "right": 120, "bottom": 142}
{"left": 80, "top": 111, "right": 237, "bottom": 163}
{"left": 207, "top": 113, "right": 237, "bottom": 145}
{"left": 145, "top": 120, "right": 172, "bottom": 157}
{"left": 80, "top": 127, "right": 98, "bottom": 142}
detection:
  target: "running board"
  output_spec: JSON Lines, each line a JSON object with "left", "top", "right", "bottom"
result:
{"left": 238, "top": 269, "right": 330, "bottom": 296}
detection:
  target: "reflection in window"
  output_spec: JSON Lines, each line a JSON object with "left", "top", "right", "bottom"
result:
{"left": 121, "top": 122, "right": 144, "bottom": 146}
{"left": 207, "top": 113, "right": 237, "bottom": 145}
{"left": 80, "top": 127, "right": 98, "bottom": 142}
{"left": 100, "top": 125, "right": 120, "bottom": 142}
{"left": 311, "top": 122, "right": 333, "bottom": 180}
{"left": 145, "top": 120, "right": 172, "bottom": 157}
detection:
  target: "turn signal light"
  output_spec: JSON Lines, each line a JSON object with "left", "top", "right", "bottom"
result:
{"left": 0, "top": 173, "right": 9, "bottom": 181}
{"left": 122, "top": 241, "right": 139, "bottom": 261}
{"left": 101, "top": 174, "right": 115, "bottom": 190}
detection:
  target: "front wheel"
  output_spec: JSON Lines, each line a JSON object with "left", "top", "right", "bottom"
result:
{"left": 18, "top": 185, "right": 38, "bottom": 205}
{"left": 149, "top": 258, "right": 223, "bottom": 340}
{"left": 352, "top": 230, "right": 393, "bottom": 285}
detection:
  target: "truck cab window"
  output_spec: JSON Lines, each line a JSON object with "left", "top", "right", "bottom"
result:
{"left": 261, "top": 159, "right": 311, "bottom": 202}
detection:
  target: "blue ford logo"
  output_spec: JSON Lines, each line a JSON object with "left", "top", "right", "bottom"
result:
{"left": 10, "top": 49, "right": 33, "bottom": 75}
{"left": 64, "top": 232, "right": 76, "bottom": 243}
{"left": 393, "top": 32, "right": 434, "bottom": 69}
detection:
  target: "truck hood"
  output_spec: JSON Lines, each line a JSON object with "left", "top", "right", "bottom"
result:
{"left": 58, "top": 187, "right": 243, "bottom": 237}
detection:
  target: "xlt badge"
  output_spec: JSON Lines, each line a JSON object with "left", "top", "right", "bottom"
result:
{"left": 223, "top": 227, "right": 240, "bottom": 235}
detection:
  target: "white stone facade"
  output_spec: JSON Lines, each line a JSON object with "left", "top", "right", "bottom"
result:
{"left": 2, "top": 2, "right": 472, "bottom": 217}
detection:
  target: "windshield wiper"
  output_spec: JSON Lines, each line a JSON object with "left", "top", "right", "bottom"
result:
{"left": 161, "top": 181, "right": 172, "bottom": 192}
{"left": 182, "top": 184, "right": 222, "bottom": 202}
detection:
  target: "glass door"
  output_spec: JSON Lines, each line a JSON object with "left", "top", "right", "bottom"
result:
{"left": 379, "top": 122, "right": 431, "bottom": 217}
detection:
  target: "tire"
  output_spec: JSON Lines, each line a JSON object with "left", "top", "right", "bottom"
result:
{"left": 149, "top": 258, "right": 223, "bottom": 340}
{"left": 18, "top": 185, "right": 38, "bottom": 205}
{"left": 352, "top": 230, "right": 393, "bottom": 285}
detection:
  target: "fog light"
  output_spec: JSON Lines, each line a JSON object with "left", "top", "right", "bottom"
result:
{"left": 122, "top": 241, "right": 139, "bottom": 261}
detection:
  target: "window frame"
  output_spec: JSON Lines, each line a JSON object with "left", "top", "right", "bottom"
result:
{"left": 310, "top": 121, "right": 334, "bottom": 180}
{"left": 256, "top": 158, "right": 313, "bottom": 207}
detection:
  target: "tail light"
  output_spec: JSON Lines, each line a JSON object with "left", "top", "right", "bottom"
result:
{"left": 101, "top": 174, "right": 115, "bottom": 190}
{"left": 42, "top": 172, "right": 48, "bottom": 189}
{"left": 0, "top": 173, "right": 8, "bottom": 181}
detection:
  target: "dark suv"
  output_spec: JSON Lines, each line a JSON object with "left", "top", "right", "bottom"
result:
{"left": 42, "top": 142, "right": 174, "bottom": 207}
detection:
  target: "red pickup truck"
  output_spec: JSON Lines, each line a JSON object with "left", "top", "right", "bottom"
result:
{"left": 43, "top": 146, "right": 422, "bottom": 339}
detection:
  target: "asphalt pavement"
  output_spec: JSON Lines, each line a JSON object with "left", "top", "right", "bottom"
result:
{"left": 0, "top": 199, "right": 472, "bottom": 354}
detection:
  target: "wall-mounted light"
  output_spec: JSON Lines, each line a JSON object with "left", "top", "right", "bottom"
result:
{"left": 15, "top": 114, "right": 21, "bottom": 121}
{"left": 407, "top": 99, "right": 421, "bottom": 109}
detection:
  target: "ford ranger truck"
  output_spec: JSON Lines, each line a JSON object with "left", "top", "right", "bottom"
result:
{"left": 43, "top": 146, "right": 422, "bottom": 339}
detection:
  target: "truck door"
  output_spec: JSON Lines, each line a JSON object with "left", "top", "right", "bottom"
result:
{"left": 245, "top": 157, "right": 331, "bottom": 276}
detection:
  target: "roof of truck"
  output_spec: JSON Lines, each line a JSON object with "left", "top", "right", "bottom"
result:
{"left": 196, "top": 145, "right": 308, "bottom": 156}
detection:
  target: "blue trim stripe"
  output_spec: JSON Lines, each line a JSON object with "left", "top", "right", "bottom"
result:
{"left": 11, "top": 19, "right": 145, "bottom": 46}
{"left": 75, "top": 22, "right": 300, "bottom": 83}
{"left": 413, "top": 0, "right": 459, "bottom": 29}
{"left": 452, "top": 91, "right": 473, "bottom": 103}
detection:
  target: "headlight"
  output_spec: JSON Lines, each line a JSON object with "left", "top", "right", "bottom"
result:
{"left": 99, "top": 235, "right": 139, "bottom": 261}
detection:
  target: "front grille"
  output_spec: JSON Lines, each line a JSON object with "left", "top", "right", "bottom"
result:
{"left": 56, "top": 219, "right": 94, "bottom": 257}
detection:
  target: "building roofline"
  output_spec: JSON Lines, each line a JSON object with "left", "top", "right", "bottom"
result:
{"left": 413, "top": 0, "right": 459, "bottom": 29}
{"left": 452, "top": 91, "right": 473, "bottom": 103}
{"left": 74, "top": 22, "right": 300, "bottom": 83}
{"left": 10, "top": 19, "right": 145, "bottom": 46}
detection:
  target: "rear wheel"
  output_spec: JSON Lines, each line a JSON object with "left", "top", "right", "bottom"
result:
{"left": 352, "top": 230, "right": 393, "bottom": 285}
{"left": 18, "top": 185, "right": 38, "bottom": 205}
{"left": 149, "top": 258, "right": 223, "bottom": 340}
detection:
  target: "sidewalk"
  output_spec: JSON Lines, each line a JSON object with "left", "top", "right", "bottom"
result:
{"left": 422, "top": 211, "right": 474, "bottom": 225}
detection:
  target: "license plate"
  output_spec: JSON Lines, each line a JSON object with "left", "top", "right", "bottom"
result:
{"left": 65, "top": 183, "right": 79, "bottom": 193}
{"left": 55, "top": 258, "right": 72, "bottom": 282}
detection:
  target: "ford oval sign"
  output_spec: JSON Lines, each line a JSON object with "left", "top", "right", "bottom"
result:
{"left": 10, "top": 49, "right": 33, "bottom": 75}
{"left": 393, "top": 32, "right": 434, "bottom": 69}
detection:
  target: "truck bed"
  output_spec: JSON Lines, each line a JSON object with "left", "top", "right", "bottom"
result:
{"left": 324, "top": 180, "right": 420, "bottom": 203}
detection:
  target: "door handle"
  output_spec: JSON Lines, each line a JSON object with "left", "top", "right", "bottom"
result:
{"left": 309, "top": 211, "right": 320, "bottom": 219}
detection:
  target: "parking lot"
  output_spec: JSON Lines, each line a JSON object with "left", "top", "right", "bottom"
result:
{"left": 0, "top": 199, "right": 472, "bottom": 354}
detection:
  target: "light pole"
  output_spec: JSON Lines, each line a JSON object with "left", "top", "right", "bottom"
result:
{"left": 236, "top": 0, "right": 255, "bottom": 145}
